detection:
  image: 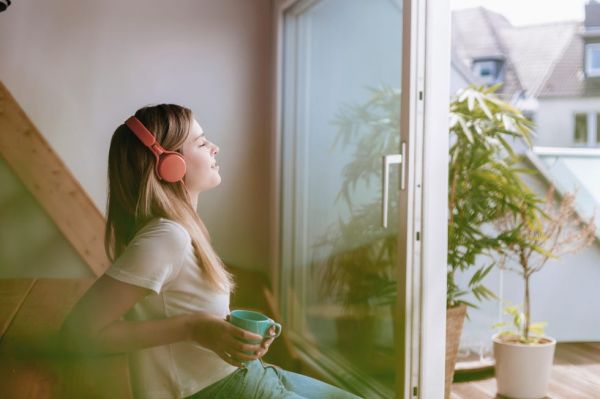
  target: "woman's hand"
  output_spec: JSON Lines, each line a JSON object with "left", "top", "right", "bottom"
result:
{"left": 257, "top": 324, "right": 277, "bottom": 358}
{"left": 224, "top": 314, "right": 277, "bottom": 359}
{"left": 187, "top": 312, "right": 265, "bottom": 368}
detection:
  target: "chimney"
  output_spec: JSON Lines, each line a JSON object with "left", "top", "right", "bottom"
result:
{"left": 585, "top": 0, "right": 600, "bottom": 30}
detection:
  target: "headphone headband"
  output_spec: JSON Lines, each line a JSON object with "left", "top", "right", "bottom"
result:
{"left": 125, "top": 116, "right": 160, "bottom": 150}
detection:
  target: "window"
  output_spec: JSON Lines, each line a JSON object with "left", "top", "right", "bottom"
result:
{"left": 575, "top": 113, "right": 587, "bottom": 144}
{"left": 471, "top": 58, "right": 504, "bottom": 85}
{"left": 597, "top": 113, "right": 600, "bottom": 144}
{"left": 585, "top": 43, "right": 600, "bottom": 77}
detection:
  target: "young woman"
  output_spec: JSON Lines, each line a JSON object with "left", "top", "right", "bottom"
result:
{"left": 59, "top": 104, "right": 362, "bottom": 399}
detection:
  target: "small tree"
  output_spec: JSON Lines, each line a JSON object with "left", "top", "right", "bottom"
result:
{"left": 494, "top": 187, "right": 596, "bottom": 342}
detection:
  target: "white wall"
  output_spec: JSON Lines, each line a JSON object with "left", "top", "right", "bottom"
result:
{"left": 457, "top": 169, "right": 600, "bottom": 352}
{"left": 450, "top": 63, "right": 473, "bottom": 97}
{"left": 0, "top": 0, "right": 274, "bottom": 274}
{"left": 535, "top": 96, "right": 600, "bottom": 147}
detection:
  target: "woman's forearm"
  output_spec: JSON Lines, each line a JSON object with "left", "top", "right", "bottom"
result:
{"left": 61, "top": 314, "right": 193, "bottom": 355}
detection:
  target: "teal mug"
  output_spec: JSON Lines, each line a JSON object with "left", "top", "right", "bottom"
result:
{"left": 228, "top": 309, "right": 282, "bottom": 363}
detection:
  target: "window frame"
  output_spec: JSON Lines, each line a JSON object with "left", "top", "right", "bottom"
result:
{"left": 471, "top": 58, "right": 503, "bottom": 85}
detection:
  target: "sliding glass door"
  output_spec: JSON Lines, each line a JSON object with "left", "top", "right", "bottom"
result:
{"left": 275, "top": 0, "right": 449, "bottom": 398}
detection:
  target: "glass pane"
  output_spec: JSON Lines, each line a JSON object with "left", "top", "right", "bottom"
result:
{"left": 282, "top": 0, "right": 402, "bottom": 396}
{"left": 591, "top": 48, "right": 600, "bottom": 69}
{"left": 574, "top": 113, "right": 587, "bottom": 144}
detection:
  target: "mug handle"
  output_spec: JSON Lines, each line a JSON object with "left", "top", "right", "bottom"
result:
{"left": 269, "top": 322, "right": 282, "bottom": 338}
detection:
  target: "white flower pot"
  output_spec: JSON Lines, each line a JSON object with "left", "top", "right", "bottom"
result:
{"left": 493, "top": 333, "right": 556, "bottom": 399}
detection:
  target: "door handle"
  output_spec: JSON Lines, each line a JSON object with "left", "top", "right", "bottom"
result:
{"left": 381, "top": 142, "right": 406, "bottom": 228}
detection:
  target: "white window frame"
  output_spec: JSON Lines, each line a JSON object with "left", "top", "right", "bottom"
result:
{"left": 588, "top": 112, "right": 597, "bottom": 147}
{"left": 572, "top": 111, "right": 600, "bottom": 147}
{"left": 414, "top": 0, "right": 449, "bottom": 397}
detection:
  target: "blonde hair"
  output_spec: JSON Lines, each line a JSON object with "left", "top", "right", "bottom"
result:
{"left": 104, "top": 103, "right": 235, "bottom": 294}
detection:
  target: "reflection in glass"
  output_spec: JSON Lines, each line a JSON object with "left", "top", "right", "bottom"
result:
{"left": 281, "top": 0, "right": 403, "bottom": 395}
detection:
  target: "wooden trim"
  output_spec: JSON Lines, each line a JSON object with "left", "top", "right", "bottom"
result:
{"left": 0, "top": 278, "right": 36, "bottom": 339}
{"left": 0, "top": 81, "right": 109, "bottom": 277}
{"left": 261, "top": 285, "right": 301, "bottom": 367}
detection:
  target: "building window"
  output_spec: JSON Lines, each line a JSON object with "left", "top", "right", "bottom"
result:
{"left": 574, "top": 113, "right": 587, "bottom": 144}
{"left": 471, "top": 58, "right": 504, "bottom": 85}
{"left": 596, "top": 113, "right": 600, "bottom": 144}
{"left": 585, "top": 43, "right": 600, "bottom": 77}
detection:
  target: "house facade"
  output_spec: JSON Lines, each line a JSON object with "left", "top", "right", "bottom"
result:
{"left": 452, "top": 3, "right": 600, "bottom": 148}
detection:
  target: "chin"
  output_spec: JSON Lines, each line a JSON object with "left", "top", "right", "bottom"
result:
{"left": 202, "top": 177, "right": 221, "bottom": 191}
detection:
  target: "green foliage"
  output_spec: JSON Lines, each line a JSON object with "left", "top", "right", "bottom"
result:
{"left": 447, "top": 84, "right": 543, "bottom": 309}
{"left": 492, "top": 303, "right": 547, "bottom": 344}
{"left": 311, "top": 83, "right": 542, "bottom": 315}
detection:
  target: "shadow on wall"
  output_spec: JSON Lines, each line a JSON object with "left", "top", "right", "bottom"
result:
{"left": 0, "top": 156, "right": 91, "bottom": 279}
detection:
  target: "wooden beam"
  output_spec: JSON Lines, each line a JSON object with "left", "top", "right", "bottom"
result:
{"left": 0, "top": 279, "right": 36, "bottom": 339}
{"left": 0, "top": 81, "right": 109, "bottom": 276}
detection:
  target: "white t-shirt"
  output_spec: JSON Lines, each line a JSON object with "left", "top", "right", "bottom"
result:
{"left": 103, "top": 217, "right": 238, "bottom": 399}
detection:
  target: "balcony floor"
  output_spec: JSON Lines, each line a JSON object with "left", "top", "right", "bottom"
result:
{"left": 451, "top": 342, "right": 600, "bottom": 399}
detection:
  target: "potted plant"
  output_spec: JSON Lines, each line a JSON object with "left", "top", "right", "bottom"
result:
{"left": 492, "top": 187, "right": 595, "bottom": 398}
{"left": 445, "top": 83, "right": 543, "bottom": 398}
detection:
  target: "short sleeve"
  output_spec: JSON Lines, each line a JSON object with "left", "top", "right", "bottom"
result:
{"left": 104, "top": 218, "right": 190, "bottom": 294}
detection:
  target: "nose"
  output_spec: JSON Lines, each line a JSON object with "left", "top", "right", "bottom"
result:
{"left": 211, "top": 143, "right": 219, "bottom": 156}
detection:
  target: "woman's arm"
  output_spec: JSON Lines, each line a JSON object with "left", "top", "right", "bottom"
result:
{"left": 58, "top": 274, "right": 191, "bottom": 355}
{"left": 59, "top": 274, "right": 275, "bottom": 367}
{"left": 69, "top": 314, "right": 192, "bottom": 355}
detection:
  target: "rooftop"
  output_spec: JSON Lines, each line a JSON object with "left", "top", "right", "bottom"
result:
{"left": 452, "top": 7, "right": 586, "bottom": 99}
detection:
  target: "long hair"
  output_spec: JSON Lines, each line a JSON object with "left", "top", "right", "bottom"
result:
{"left": 104, "top": 103, "right": 235, "bottom": 294}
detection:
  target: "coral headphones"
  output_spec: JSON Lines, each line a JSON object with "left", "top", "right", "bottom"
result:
{"left": 125, "top": 116, "right": 187, "bottom": 183}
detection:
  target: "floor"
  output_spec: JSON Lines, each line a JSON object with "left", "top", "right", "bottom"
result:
{"left": 451, "top": 342, "right": 600, "bottom": 399}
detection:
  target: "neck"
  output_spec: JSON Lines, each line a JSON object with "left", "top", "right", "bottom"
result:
{"left": 182, "top": 180, "right": 199, "bottom": 210}
{"left": 188, "top": 191, "right": 199, "bottom": 210}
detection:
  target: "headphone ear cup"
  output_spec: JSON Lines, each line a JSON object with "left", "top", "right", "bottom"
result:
{"left": 157, "top": 152, "right": 187, "bottom": 183}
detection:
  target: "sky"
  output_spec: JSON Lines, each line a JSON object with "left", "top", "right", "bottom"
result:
{"left": 450, "top": 0, "right": 588, "bottom": 26}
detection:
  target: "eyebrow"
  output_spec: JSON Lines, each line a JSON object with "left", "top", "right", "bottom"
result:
{"left": 194, "top": 133, "right": 205, "bottom": 142}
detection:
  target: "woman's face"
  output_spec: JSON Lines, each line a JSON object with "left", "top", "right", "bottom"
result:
{"left": 181, "top": 118, "right": 221, "bottom": 192}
